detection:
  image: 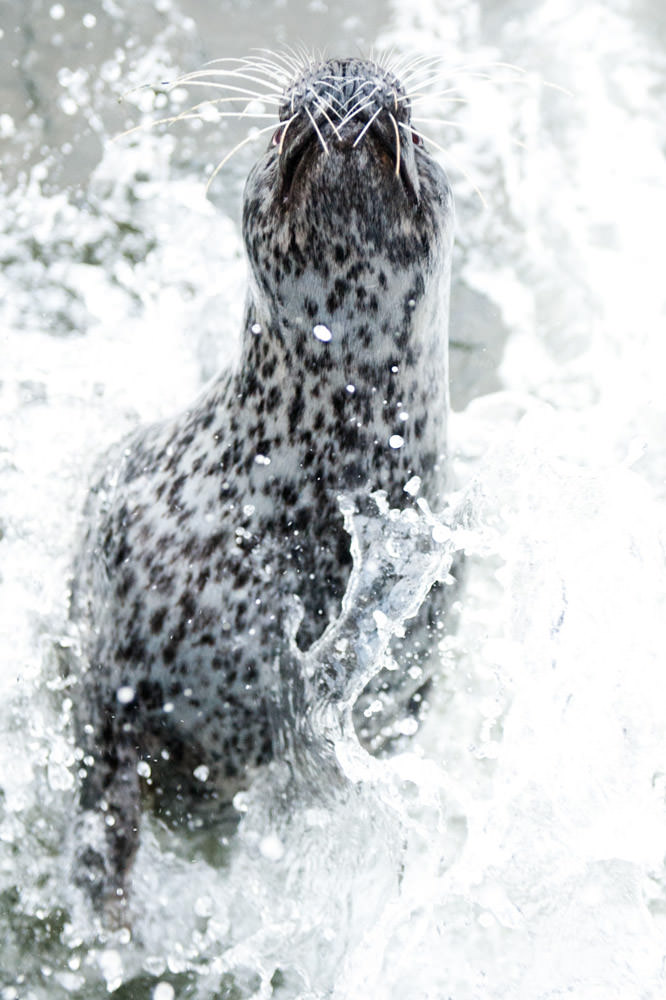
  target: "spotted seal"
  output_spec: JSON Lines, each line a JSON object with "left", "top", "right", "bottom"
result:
{"left": 69, "top": 55, "right": 455, "bottom": 905}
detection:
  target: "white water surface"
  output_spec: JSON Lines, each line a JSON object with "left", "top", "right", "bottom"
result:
{"left": 1, "top": 0, "right": 666, "bottom": 997}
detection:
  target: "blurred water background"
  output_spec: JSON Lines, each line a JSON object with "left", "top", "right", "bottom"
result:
{"left": 1, "top": 0, "right": 666, "bottom": 997}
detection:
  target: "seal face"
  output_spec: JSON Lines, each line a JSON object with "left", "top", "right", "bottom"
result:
{"left": 70, "top": 56, "right": 454, "bottom": 903}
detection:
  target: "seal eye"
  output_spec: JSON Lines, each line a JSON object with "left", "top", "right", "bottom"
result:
{"left": 411, "top": 131, "right": 422, "bottom": 146}
{"left": 272, "top": 123, "right": 286, "bottom": 148}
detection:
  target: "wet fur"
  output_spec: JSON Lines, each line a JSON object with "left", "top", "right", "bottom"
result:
{"left": 70, "top": 56, "right": 455, "bottom": 907}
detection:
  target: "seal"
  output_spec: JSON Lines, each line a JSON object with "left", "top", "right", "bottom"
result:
{"left": 69, "top": 55, "right": 455, "bottom": 906}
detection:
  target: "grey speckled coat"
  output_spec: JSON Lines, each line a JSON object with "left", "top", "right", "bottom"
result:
{"left": 69, "top": 56, "right": 455, "bottom": 905}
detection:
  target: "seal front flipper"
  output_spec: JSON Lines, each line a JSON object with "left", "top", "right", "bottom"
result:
{"left": 73, "top": 717, "right": 141, "bottom": 917}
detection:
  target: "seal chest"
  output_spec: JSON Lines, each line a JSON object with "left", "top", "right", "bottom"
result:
{"left": 70, "top": 56, "right": 455, "bottom": 905}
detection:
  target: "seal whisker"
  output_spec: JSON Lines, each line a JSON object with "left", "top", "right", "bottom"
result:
{"left": 278, "top": 112, "right": 298, "bottom": 155}
{"left": 403, "top": 62, "right": 571, "bottom": 99}
{"left": 306, "top": 80, "right": 346, "bottom": 118}
{"left": 397, "top": 53, "right": 444, "bottom": 76}
{"left": 406, "top": 95, "right": 469, "bottom": 105}
{"left": 252, "top": 45, "right": 312, "bottom": 79}
{"left": 309, "top": 94, "right": 343, "bottom": 137}
{"left": 164, "top": 79, "right": 283, "bottom": 103}
{"left": 305, "top": 105, "right": 330, "bottom": 155}
{"left": 172, "top": 68, "right": 287, "bottom": 93}
{"left": 113, "top": 104, "right": 276, "bottom": 143}
{"left": 410, "top": 116, "right": 468, "bottom": 127}
{"left": 200, "top": 56, "right": 292, "bottom": 87}
{"left": 238, "top": 55, "right": 296, "bottom": 86}
{"left": 385, "top": 52, "right": 443, "bottom": 84}
{"left": 400, "top": 59, "right": 529, "bottom": 91}
{"left": 205, "top": 121, "right": 278, "bottom": 193}
{"left": 401, "top": 121, "right": 488, "bottom": 208}
{"left": 388, "top": 112, "right": 401, "bottom": 179}
{"left": 412, "top": 114, "right": 530, "bottom": 151}
{"left": 351, "top": 106, "right": 382, "bottom": 148}
{"left": 340, "top": 86, "right": 381, "bottom": 128}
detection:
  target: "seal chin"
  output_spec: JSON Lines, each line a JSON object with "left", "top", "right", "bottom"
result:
{"left": 277, "top": 117, "right": 420, "bottom": 209}
{"left": 277, "top": 127, "right": 421, "bottom": 208}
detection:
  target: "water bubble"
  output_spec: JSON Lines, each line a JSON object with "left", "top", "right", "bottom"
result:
{"left": 388, "top": 435, "right": 404, "bottom": 449}
{"left": 193, "top": 765, "right": 209, "bottom": 782}
{"left": 137, "top": 761, "right": 151, "bottom": 778}
{"left": 251, "top": 322, "right": 262, "bottom": 334}
{"left": 399, "top": 411, "right": 409, "bottom": 422}
{"left": 82, "top": 13, "right": 96, "bottom": 28}
{"left": 254, "top": 454, "right": 271, "bottom": 466}
{"left": 313, "top": 324, "right": 332, "bottom": 342}
{"left": 49, "top": 4, "right": 65, "bottom": 19}
{"left": 346, "top": 384, "right": 356, "bottom": 393}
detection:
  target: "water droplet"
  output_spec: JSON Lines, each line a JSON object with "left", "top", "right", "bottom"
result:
{"left": 403, "top": 475, "right": 422, "bottom": 497}
{"left": 373, "top": 609, "right": 390, "bottom": 630}
{"left": 251, "top": 322, "right": 262, "bottom": 334}
{"left": 313, "top": 324, "right": 332, "bottom": 342}
{"left": 49, "top": 4, "right": 65, "bottom": 20}
{"left": 98, "top": 949, "right": 123, "bottom": 991}
{"left": 137, "top": 761, "right": 151, "bottom": 778}
{"left": 194, "top": 894, "right": 213, "bottom": 918}
{"left": 431, "top": 522, "right": 450, "bottom": 543}
{"left": 389, "top": 435, "right": 404, "bottom": 449}
{"left": 399, "top": 411, "right": 409, "bottom": 421}
{"left": 346, "top": 384, "right": 355, "bottom": 393}
{"left": 396, "top": 717, "right": 419, "bottom": 736}
{"left": 254, "top": 453, "right": 271, "bottom": 466}
{"left": 116, "top": 685, "right": 135, "bottom": 705}
{"left": 193, "top": 764, "right": 209, "bottom": 782}
{"left": 260, "top": 833, "right": 285, "bottom": 860}
{"left": 0, "top": 114, "right": 16, "bottom": 139}
{"left": 153, "top": 984, "right": 175, "bottom": 1000}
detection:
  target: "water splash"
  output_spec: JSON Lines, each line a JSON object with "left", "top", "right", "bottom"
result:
{"left": 2, "top": 0, "right": 666, "bottom": 996}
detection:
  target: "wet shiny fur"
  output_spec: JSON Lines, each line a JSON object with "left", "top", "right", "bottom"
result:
{"left": 70, "top": 57, "right": 455, "bottom": 905}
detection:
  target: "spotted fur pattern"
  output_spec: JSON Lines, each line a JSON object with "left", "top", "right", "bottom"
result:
{"left": 69, "top": 57, "right": 455, "bottom": 902}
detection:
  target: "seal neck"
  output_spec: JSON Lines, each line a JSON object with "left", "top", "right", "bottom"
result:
{"left": 232, "top": 274, "right": 450, "bottom": 508}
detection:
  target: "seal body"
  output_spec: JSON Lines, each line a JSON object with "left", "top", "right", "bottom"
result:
{"left": 70, "top": 56, "right": 454, "bottom": 903}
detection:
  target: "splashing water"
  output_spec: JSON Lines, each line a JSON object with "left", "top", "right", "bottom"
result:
{"left": 1, "top": 0, "right": 666, "bottom": 996}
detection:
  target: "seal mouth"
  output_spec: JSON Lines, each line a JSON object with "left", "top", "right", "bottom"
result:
{"left": 276, "top": 113, "right": 420, "bottom": 208}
